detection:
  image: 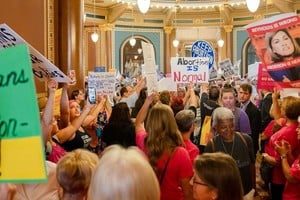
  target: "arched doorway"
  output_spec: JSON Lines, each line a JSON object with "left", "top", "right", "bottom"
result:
{"left": 241, "top": 38, "right": 260, "bottom": 76}
{"left": 120, "top": 36, "right": 152, "bottom": 78}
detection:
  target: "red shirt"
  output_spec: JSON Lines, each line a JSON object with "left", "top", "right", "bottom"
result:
{"left": 265, "top": 123, "right": 299, "bottom": 184}
{"left": 283, "top": 155, "right": 300, "bottom": 200}
{"left": 157, "top": 147, "right": 193, "bottom": 200}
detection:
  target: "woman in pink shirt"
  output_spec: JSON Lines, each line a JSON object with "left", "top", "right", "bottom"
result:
{"left": 275, "top": 116, "right": 300, "bottom": 200}
{"left": 262, "top": 96, "right": 300, "bottom": 200}
{"left": 135, "top": 94, "right": 193, "bottom": 200}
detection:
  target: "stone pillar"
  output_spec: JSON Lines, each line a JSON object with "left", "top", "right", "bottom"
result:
{"left": 57, "top": 0, "right": 84, "bottom": 89}
{"left": 99, "top": 24, "right": 114, "bottom": 71}
{"left": 164, "top": 26, "right": 173, "bottom": 74}
{"left": 224, "top": 25, "right": 233, "bottom": 61}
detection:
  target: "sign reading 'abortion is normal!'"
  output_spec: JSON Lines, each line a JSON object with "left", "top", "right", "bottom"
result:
{"left": 171, "top": 57, "right": 209, "bottom": 83}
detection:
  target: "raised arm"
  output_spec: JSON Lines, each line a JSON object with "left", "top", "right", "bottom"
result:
{"left": 59, "top": 84, "right": 70, "bottom": 129}
{"left": 187, "top": 83, "right": 198, "bottom": 108}
{"left": 135, "top": 93, "right": 156, "bottom": 132}
{"left": 82, "top": 95, "right": 106, "bottom": 127}
{"left": 271, "top": 88, "right": 281, "bottom": 120}
{"left": 135, "top": 77, "right": 146, "bottom": 95}
{"left": 41, "top": 79, "right": 57, "bottom": 144}
{"left": 53, "top": 101, "right": 94, "bottom": 144}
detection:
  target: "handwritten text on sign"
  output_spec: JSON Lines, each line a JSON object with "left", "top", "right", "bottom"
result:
{"left": 88, "top": 72, "right": 116, "bottom": 96}
{"left": 0, "top": 44, "right": 46, "bottom": 183}
{"left": 0, "top": 24, "right": 71, "bottom": 82}
{"left": 171, "top": 57, "right": 209, "bottom": 83}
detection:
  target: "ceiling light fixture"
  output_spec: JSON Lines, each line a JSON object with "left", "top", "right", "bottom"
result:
{"left": 137, "top": 48, "right": 143, "bottom": 54}
{"left": 129, "top": 7, "right": 136, "bottom": 47}
{"left": 172, "top": 6, "right": 179, "bottom": 48}
{"left": 246, "top": 0, "right": 260, "bottom": 13}
{"left": 217, "top": 5, "right": 224, "bottom": 48}
{"left": 217, "top": 38, "right": 224, "bottom": 47}
{"left": 129, "top": 37, "right": 136, "bottom": 46}
{"left": 91, "top": 0, "right": 99, "bottom": 43}
{"left": 137, "top": 0, "right": 150, "bottom": 14}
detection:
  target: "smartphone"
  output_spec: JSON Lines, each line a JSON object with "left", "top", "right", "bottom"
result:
{"left": 88, "top": 87, "right": 97, "bottom": 104}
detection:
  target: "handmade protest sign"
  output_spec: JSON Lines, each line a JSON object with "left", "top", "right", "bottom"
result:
{"left": 141, "top": 41, "right": 158, "bottom": 95}
{"left": 171, "top": 57, "right": 209, "bottom": 83}
{"left": 245, "top": 13, "right": 300, "bottom": 88}
{"left": 0, "top": 44, "right": 46, "bottom": 183}
{"left": 88, "top": 72, "right": 116, "bottom": 100}
{"left": 219, "top": 58, "right": 234, "bottom": 78}
{"left": 0, "top": 23, "right": 71, "bottom": 83}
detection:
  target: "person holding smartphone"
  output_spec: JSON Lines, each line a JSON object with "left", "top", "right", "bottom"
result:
{"left": 52, "top": 84, "right": 106, "bottom": 152}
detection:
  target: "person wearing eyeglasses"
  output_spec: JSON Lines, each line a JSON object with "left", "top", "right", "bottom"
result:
{"left": 190, "top": 152, "right": 244, "bottom": 200}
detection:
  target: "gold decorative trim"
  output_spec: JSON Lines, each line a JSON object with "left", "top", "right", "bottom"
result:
{"left": 47, "top": 0, "right": 55, "bottom": 63}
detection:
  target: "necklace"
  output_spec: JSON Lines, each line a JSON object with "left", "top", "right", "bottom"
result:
{"left": 221, "top": 136, "right": 235, "bottom": 156}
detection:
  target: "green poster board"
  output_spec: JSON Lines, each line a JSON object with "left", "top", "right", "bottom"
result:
{"left": 0, "top": 44, "right": 46, "bottom": 183}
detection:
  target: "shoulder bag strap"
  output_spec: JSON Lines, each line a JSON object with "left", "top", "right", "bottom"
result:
{"left": 159, "top": 149, "right": 174, "bottom": 185}
{"left": 236, "top": 132, "right": 248, "bottom": 150}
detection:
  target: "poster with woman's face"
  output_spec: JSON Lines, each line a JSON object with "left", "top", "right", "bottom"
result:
{"left": 245, "top": 13, "right": 300, "bottom": 88}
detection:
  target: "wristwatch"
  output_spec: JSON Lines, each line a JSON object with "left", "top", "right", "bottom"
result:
{"left": 280, "top": 155, "right": 287, "bottom": 160}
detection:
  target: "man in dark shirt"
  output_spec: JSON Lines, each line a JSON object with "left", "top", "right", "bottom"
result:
{"left": 239, "top": 83, "right": 261, "bottom": 157}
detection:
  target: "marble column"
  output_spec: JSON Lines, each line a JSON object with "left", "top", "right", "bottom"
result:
{"left": 164, "top": 26, "right": 173, "bottom": 74}
{"left": 56, "top": 0, "right": 84, "bottom": 89}
{"left": 99, "top": 23, "right": 114, "bottom": 71}
{"left": 224, "top": 25, "right": 233, "bottom": 61}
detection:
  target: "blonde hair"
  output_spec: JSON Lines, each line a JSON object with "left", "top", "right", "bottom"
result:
{"left": 56, "top": 149, "right": 99, "bottom": 195}
{"left": 89, "top": 145, "right": 160, "bottom": 200}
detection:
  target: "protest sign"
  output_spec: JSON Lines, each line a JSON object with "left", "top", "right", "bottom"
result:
{"left": 88, "top": 72, "right": 116, "bottom": 99}
{"left": 171, "top": 57, "right": 209, "bottom": 83}
{"left": 191, "top": 40, "right": 215, "bottom": 69}
{"left": 141, "top": 41, "right": 158, "bottom": 95}
{"left": 0, "top": 44, "right": 46, "bottom": 183}
{"left": 0, "top": 24, "right": 71, "bottom": 83}
{"left": 157, "top": 77, "right": 177, "bottom": 92}
{"left": 209, "top": 67, "right": 218, "bottom": 80}
{"left": 245, "top": 13, "right": 300, "bottom": 88}
{"left": 219, "top": 58, "right": 234, "bottom": 78}
{"left": 54, "top": 88, "right": 62, "bottom": 116}
{"left": 257, "top": 63, "right": 277, "bottom": 90}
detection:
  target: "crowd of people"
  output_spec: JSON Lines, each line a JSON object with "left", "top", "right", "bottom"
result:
{"left": 1, "top": 74, "right": 300, "bottom": 200}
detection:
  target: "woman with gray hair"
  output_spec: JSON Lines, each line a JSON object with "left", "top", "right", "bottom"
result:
{"left": 204, "top": 107, "right": 256, "bottom": 196}
{"left": 89, "top": 145, "right": 160, "bottom": 200}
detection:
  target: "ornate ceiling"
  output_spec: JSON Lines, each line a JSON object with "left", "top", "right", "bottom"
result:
{"left": 83, "top": 0, "right": 300, "bottom": 44}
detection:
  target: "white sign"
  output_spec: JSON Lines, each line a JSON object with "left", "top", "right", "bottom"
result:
{"left": 157, "top": 77, "right": 177, "bottom": 92}
{"left": 141, "top": 41, "right": 158, "bottom": 95}
{"left": 171, "top": 57, "right": 209, "bottom": 83}
{"left": 0, "top": 24, "right": 71, "bottom": 82}
{"left": 88, "top": 72, "right": 116, "bottom": 97}
{"left": 219, "top": 58, "right": 234, "bottom": 78}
